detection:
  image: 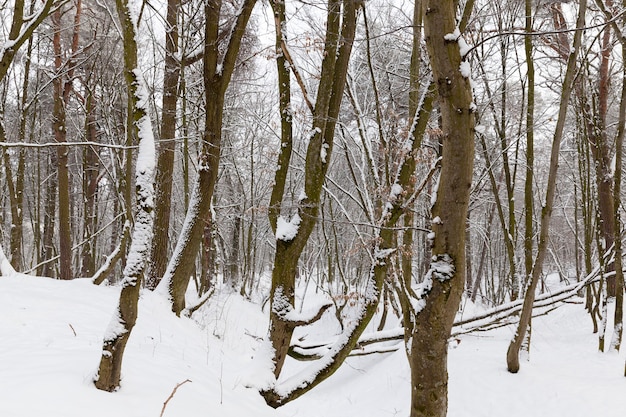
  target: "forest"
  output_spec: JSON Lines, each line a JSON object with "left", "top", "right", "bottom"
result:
{"left": 1, "top": 0, "right": 626, "bottom": 416}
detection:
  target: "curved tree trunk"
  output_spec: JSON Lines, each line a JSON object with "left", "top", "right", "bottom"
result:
{"left": 94, "top": 0, "right": 156, "bottom": 391}
{"left": 157, "top": 0, "right": 257, "bottom": 316}
{"left": 266, "top": 0, "right": 357, "bottom": 379}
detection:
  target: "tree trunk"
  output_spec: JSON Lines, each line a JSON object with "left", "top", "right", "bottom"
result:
{"left": 266, "top": 0, "right": 357, "bottom": 379}
{"left": 94, "top": 0, "right": 156, "bottom": 391}
{"left": 146, "top": 0, "right": 181, "bottom": 290}
{"left": 52, "top": 1, "right": 84, "bottom": 280}
{"left": 507, "top": 0, "right": 586, "bottom": 374}
{"left": 158, "top": 0, "right": 257, "bottom": 316}
{"left": 40, "top": 149, "right": 57, "bottom": 277}
{"left": 407, "top": 1, "right": 475, "bottom": 416}
{"left": 609, "top": 22, "right": 626, "bottom": 352}
{"left": 524, "top": 0, "right": 535, "bottom": 293}
{"left": 81, "top": 92, "right": 99, "bottom": 277}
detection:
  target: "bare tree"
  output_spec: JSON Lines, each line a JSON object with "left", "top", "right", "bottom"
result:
{"left": 146, "top": 0, "right": 181, "bottom": 290}
{"left": 507, "top": 0, "right": 587, "bottom": 373}
{"left": 264, "top": 0, "right": 358, "bottom": 387}
{"left": 157, "top": 0, "right": 257, "bottom": 316}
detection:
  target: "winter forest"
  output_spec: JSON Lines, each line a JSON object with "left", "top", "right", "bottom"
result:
{"left": 1, "top": 0, "right": 626, "bottom": 416}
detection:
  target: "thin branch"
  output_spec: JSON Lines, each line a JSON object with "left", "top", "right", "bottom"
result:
{"left": 465, "top": 9, "right": 626, "bottom": 57}
{"left": 0, "top": 141, "right": 138, "bottom": 150}
{"left": 160, "top": 379, "right": 192, "bottom": 417}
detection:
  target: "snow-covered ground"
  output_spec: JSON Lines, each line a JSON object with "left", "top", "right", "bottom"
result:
{"left": 0, "top": 275, "right": 624, "bottom": 417}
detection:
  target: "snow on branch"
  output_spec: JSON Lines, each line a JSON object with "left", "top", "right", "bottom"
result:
{"left": 272, "top": 286, "right": 332, "bottom": 326}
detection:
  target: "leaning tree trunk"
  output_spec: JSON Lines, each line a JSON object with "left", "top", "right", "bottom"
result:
{"left": 158, "top": 0, "right": 257, "bottom": 316}
{"left": 265, "top": 0, "right": 357, "bottom": 380}
{"left": 94, "top": 0, "right": 156, "bottom": 391}
{"left": 406, "top": 1, "right": 475, "bottom": 416}
{"left": 507, "top": 0, "right": 586, "bottom": 374}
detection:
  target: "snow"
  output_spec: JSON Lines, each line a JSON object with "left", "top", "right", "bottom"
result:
{"left": 390, "top": 183, "right": 403, "bottom": 200}
{"left": 458, "top": 36, "right": 471, "bottom": 58}
{"left": 1, "top": 275, "right": 625, "bottom": 417}
{"left": 275, "top": 213, "right": 301, "bottom": 241}
{"left": 298, "top": 189, "right": 307, "bottom": 202}
{"left": 0, "top": 245, "right": 16, "bottom": 277}
{"left": 460, "top": 61, "right": 471, "bottom": 78}
{"left": 320, "top": 142, "right": 329, "bottom": 164}
{"left": 444, "top": 28, "right": 461, "bottom": 42}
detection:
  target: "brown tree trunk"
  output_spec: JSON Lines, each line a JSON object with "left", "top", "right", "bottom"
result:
{"left": 507, "top": 0, "right": 587, "bottom": 374}
{"left": 407, "top": 1, "right": 475, "bottom": 416}
{"left": 52, "top": 1, "right": 84, "bottom": 280}
{"left": 266, "top": 0, "right": 357, "bottom": 379}
{"left": 94, "top": 0, "right": 156, "bottom": 391}
{"left": 81, "top": 92, "right": 99, "bottom": 277}
{"left": 146, "top": 0, "right": 181, "bottom": 290}
{"left": 600, "top": 0, "right": 626, "bottom": 351}
{"left": 590, "top": 15, "right": 616, "bottom": 295}
{"left": 159, "top": 0, "right": 257, "bottom": 315}
{"left": 524, "top": 0, "right": 535, "bottom": 294}
{"left": 40, "top": 148, "right": 57, "bottom": 277}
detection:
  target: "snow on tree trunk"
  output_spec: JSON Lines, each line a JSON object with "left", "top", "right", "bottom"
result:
{"left": 94, "top": 0, "right": 156, "bottom": 392}
{"left": 156, "top": 0, "right": 257, "bottom": 316}
{"left": 405, "top": 1, "right": 475, "bottom": 416}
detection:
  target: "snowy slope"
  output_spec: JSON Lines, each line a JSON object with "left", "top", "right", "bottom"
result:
{"left": 1, "top": 275, "right": 625, "bottom": 417}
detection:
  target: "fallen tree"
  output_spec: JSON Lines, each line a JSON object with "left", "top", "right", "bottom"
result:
{"left": 289, "top": 263, "right": 615, "bottom": 360}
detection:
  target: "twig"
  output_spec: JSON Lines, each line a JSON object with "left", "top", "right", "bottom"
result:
{"left": 160, "top": 379, "right": 192, "bottom": 417}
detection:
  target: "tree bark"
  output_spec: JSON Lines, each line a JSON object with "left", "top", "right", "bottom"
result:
{"left": 81, "top": 92, "right": 99, "bottom": 277}
{"left": 146, "top": 0, "right": 181, "bottom": 290}
{"left": 158, "top": 0, "right": 257, "bottom": 316}
{"left": 406, "top": 1, "right": 475, "bottom": 416}
{"left": 94, "top": 0, "right": 156, "bottom": 391}
{"left": 524, "top": 0, "right": 535, "bottom": 293}
{"left": 51, "top": 1, "right": 84, "bottom": 280}
{"left": 266, "top": 0, "right": 357, "bottom": 379}
{"left": 507, "top": 0, "right": 587, "bottom": 374}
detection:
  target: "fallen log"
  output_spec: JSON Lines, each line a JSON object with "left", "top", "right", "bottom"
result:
{"left": 288, "top": 264, "right": 614, "bottom": 360}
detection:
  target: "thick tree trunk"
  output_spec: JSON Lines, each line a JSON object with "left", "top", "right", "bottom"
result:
{"left": 266, "top": 0, "right": 357, "bottom": 378}
{"left": 407, "top": 1, "right": 475, "bottom": 416}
